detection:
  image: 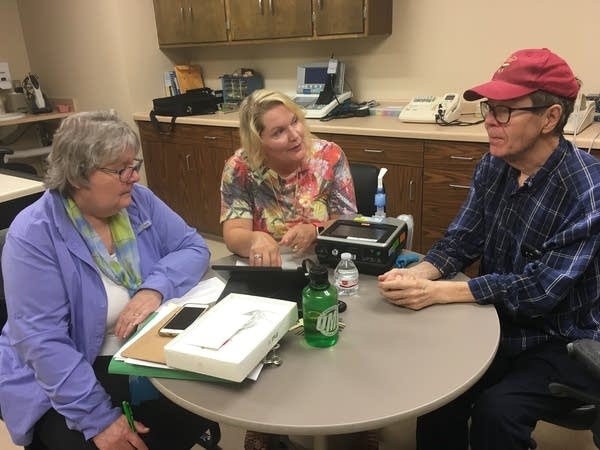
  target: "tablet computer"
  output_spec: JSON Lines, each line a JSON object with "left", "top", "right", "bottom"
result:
{"left": 212, "top": 258, "right": 314, "bottom": 311}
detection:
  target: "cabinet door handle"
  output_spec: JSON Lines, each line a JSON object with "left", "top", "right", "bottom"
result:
{"left": 179, "top": 6, "right": 184, "bottom": 19}
{"left": 363, "top": 148, "right": 383, "bottom": 153}
{"left": 185, "top": 154, "right": 191, "bottom": 171}
{"left": 189, "top": 6, "right": 193, "bottom": 18}
{"left": 409, "top": 179, "right": 414, "bottom": 201}
{"left": 269, "top": 0, "right": 274, "bottom": 14}
{"left": 203, "top": 136, "right": 218, "bottom": 140}
{"left": 318, "top": 0, "right": 323, "bottom": 9}
{"left": 258, "top": 0, "right": 263, "bottom": 14}
{"left": 450, "top": 155, "right": 474, "bottom": 161}
{"left": 449, "top": 184, "right": 470, "bottom": 190}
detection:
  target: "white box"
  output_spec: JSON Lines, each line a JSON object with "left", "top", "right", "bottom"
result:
{"left": 164, "top": 293, "right": 298, "bottom": 382}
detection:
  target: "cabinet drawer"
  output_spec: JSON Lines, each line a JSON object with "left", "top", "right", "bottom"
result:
{"left": 330, "top": 134, "right": 423, "bottom": 167}
{"left": 423, "top": 170, "right": 471, "bottom": 228}
{"left": 137, "top": 122, "right": 232, "bottom": 149}
{"left": 424, "top": 141, "right": 486, "bottom": 171}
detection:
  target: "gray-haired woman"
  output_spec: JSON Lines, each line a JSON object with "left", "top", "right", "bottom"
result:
{"left": 0, "top": 111, "right": 216, "bottom": 449}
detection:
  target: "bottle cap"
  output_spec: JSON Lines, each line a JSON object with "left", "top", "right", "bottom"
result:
{"left": 340, "top": 252, "right": 352, "bottom": 260}
{"left": 309, "top": 264, "right": 329, "bottom": 286}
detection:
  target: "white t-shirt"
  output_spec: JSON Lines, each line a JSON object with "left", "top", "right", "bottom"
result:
{"left": 98, "top": 260, "right": 130, "bottom": 356}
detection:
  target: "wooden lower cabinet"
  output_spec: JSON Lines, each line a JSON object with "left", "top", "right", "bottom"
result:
{"left": 137, "top": 121, "right": 600, "bottom": 279}
{"left": 423, "top": 140, "right": 487, "bottom": 276}
{"left": 137, "top": 121, "right": 234, "bottom": 235}
{"left": 137, "top": 121, "right": 489, "bottom": 269}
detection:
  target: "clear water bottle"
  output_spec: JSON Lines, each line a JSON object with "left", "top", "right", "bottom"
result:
{"left": 334, "top": 252, "right": 359, "bottom": 296}
{"left": 302, "top": 265, "right": 339, "bottom": 348}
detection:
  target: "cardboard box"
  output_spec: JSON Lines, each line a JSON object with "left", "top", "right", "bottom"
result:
{"left": 164, "top": 293, "right": 298, "bottom": 382}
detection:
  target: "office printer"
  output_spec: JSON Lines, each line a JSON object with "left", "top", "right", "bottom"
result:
{"left": 315, "top": 216, "right": 408, "bottom": 275}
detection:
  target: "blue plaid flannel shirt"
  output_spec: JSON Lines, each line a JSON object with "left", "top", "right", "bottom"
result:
{"left": 425, "top": 137, "right": 600, "bottom": 355}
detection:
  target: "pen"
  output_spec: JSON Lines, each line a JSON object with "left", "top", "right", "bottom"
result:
{"left": 121, "top": 400, "right": 137, "bottom": 432}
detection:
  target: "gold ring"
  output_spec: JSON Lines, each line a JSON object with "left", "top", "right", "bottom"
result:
{"left": 254, "top": 254, "right": 263, "bottom": 259}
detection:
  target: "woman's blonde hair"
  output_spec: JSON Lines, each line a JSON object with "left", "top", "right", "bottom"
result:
{"left": 238, "top": 89, "right": 313, "bottom": 171}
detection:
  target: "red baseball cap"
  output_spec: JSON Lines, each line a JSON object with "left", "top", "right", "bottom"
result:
{"left": 463, "top": 48, "right": 579, "bottom": 101}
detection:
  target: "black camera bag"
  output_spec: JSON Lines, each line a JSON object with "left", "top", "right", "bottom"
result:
{"left": 149, "top": 88, "right": 219, "bottom": 133}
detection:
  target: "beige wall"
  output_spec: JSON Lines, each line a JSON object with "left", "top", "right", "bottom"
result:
{"left": 0, "top": 0, "right": 30, "bottom": 83}
{"left": 6, "top": 0, "right": 600, "bottom": 126}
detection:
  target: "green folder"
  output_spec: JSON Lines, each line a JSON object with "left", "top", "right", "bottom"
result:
{"left": 107, "top": 356, "right": 230, "bottom": 382}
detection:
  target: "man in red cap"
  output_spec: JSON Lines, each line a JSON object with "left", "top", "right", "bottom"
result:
{"left": 379, "top": 48, "right": 600, "bottom": 449}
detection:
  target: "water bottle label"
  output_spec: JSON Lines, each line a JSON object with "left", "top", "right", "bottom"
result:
{"left": 316, "top": 304, "right": 339, "bottom": 337}
{"left": 338, "top": 278, "right": 358, "bottom": 288}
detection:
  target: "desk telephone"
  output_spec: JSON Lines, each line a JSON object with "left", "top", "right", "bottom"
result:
{"left": 398, "top": 93, "right": 462, "bottom": 124}
{"left": 564, "top": 92, "right": 595, "bottom": 135}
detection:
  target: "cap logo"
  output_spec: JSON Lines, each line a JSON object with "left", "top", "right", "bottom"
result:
{"left": 496, "top": 55, "right": 518, "bottom": 73}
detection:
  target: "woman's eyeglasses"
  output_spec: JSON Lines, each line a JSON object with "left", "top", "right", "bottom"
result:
{"left": 480, "top": 101, "right": 552, "bottom": 125}
{"left": 98, "top": 159, "right": 143, "bottom": 182}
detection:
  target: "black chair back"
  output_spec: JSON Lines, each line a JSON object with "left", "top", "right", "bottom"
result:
{"left": 0, "top": 148, "right": 38, "bottom": 176}
{"left": 349, "top": 163, "right": 380, "bottom": 217}
{"left": 0, "top": 229, "right": 6, "bottom": 331}
{"left": 529, "top": 339, "right": 600, "bottom": 449}
{"left": 0, "top": 229, "right": 5, "bottom": 423}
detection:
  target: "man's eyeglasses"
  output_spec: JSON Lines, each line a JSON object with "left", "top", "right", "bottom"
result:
{"left": 480, "top": 101, "right": 552, "bottom": 125}
{"left": 98, "top": 159, "right": 143, "bottom": 182}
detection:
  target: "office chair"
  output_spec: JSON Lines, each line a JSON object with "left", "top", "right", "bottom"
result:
{"left": 529, "top": 339, "right": 600, "bottom": 449}
{"left": 0, "top": 148, "right": 38, "bottom": 176}
{"left": 349, "top": 162, "right": 379, "bottom": 217}
{"left": 0, "top": 229, "right": 7, "bottom": 334}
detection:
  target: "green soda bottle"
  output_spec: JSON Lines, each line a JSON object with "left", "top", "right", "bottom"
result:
{"left": 302, "top": 264, "right": 339, "bottom": 348}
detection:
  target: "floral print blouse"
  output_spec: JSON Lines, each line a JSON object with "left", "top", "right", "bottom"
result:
{"left": 220, "top": 139, "right": 357, "bottom": 239}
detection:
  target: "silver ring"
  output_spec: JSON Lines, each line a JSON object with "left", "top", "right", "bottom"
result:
{"left": 254, "top": 254, "right": 263, "bottom": 259}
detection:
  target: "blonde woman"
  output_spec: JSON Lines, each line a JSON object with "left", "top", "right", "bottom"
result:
{"left": 220, "top": 89, "right": 357, "bottom": 267}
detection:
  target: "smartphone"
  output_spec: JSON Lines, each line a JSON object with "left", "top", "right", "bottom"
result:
{"left": 159, "top": 304, "right": 208, "bottom": 337}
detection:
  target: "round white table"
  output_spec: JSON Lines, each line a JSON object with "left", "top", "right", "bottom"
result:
{"left": 152, "top": 269, "right": 499, "bottom": 449}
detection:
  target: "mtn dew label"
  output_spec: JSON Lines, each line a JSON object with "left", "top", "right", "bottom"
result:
{"left": 316, "top": 304, "right": 339, "bottom": 337}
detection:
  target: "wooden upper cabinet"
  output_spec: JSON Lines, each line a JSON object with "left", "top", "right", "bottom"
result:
{"left": 153, "top": 0, "right": 227, "bottom": 45}
{"left": 153, "top": 0, "right": 392, "bottom": 46}
{"left": 227, "top": 0, "right": 312, "bottom": 41}
{"left": 314, "top": 0, "right": 364, "bottom": 36}
{"left": 314, "top": 0, "right": 392, "bottom": 37}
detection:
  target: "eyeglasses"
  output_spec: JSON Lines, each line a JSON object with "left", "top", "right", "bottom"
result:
{"left": 98, "top": 159, "right": 143, "bottom": 182}
{"left": 480, "top": 101, "right": 552, "bottom": 125}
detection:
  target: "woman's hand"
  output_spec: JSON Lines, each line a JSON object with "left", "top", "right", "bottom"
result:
{"left": 248, "top": 232, "right": 281, "bottom": 267}
{"left": 115, "top": 289, "right": 162, "bottom": 339}
{"left": 92, "top": 415, "right": 149, "bottom": 450}
{"left": 280, "top": 223, "right": 317, "bottom": 254}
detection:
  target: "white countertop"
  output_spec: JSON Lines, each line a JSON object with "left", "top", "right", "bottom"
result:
{"left": 134, "top": 111, "right": 600, "bottom": 150}
{"left": 0, "top": 173, "right": 45, "bottom": 203}
{"left": 0, "top": 111, "right": 71, "bottom": 127}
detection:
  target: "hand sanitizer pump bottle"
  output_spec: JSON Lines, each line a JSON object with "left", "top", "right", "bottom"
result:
{"left": 374, "top": 167, "right": 388, "bottom": 217}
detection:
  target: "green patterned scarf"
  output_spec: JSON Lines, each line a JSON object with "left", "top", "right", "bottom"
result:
{"left": 63, "top": 196, "right": 142, "bottom": 296}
